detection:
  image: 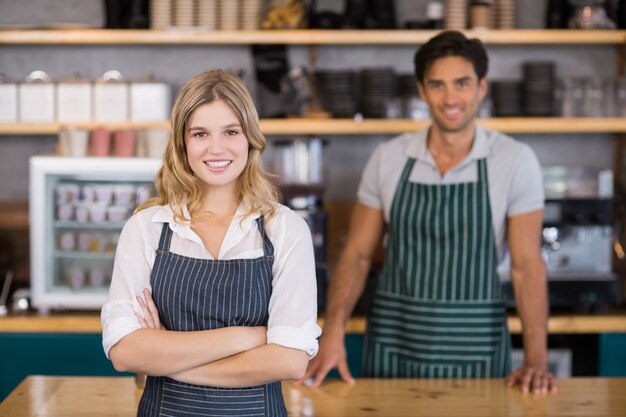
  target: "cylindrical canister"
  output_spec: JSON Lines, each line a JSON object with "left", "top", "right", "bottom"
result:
{"left": 57, "top": 75, "right": 93, "bottom": 122}
{"left": 19, "top": 71, "right": 55, "bottom": 123}
{"left": 94, "top": 70, "right": 129, "bottom": 122}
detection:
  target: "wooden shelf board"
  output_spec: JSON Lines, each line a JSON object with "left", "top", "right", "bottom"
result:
{"left": 3, "top": 313, "right": 626, "bottom": 334}
{"left": 0, "top": 122, "right": 169, "bottom": 135}
{"left": 0, "top": 29, "right": 624, "bottom": 45}
{"left": 335, "top": 314, "right": 626, "bottom": 334}
{"left": 1, "top": 118, "right": 626, "bottom": 136}
{"left": 479, "top": 117, "right": 626, "bottom": 134}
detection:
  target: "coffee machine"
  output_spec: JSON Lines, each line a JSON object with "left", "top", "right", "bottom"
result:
{"left": 501, "top": 167, "right": 622, "bottom": 313}
{"left": 270, "top": 137, "right": 328, "bottom": 312}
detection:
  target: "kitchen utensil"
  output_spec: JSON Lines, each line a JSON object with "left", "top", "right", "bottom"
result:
{"left": 0, "top": 270, "right": 14, "bottom": 317}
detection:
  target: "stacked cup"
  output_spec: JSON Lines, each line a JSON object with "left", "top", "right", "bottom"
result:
{"left": 150, "top": 0, "right": 172, "bottom": 29}
{"left": 497, "top": 0, "right": 516, "bottom": 28}
{"left": 174, "top": 0, "right": 195, "bottom": 27}
{"left": 445, "top": 0, "right": 467, "bottom": 29}
{"left": 242, "top": 0, "right": 264, "bottom": 30}
{"left": 59, "top": 129, "right": 89, "bottom": 157}
{"left": 220, "top": 0, "right": 240, "bottom": 30}
{"left": 197, "top": 0, "right": 218, "bottom": 29}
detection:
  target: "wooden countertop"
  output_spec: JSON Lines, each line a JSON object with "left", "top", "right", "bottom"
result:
{"left": 1, "top": 376, "right": 625, "bottom": 417}
{"left": 1, "top": 312, "right": 626, "bottom": 334}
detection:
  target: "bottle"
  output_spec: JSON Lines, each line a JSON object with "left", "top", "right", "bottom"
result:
{"left": 546, "top": 0, "right": 570, "bottom": 28}
{"left": 618, "top": 0, "right": 626, "bottom": 28}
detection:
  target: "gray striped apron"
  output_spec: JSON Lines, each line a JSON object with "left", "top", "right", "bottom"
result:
{"left": 137, "top": 216, "right": 287, "bottom": 417}
{"left": 362, "top": 157, "right": 512, "bottom": 378}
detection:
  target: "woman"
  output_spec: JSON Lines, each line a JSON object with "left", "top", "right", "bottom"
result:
{"left": 101, "top": 69, "right": 321, "bottom": 417}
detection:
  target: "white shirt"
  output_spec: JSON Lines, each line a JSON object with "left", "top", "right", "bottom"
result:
{"left": 101, "top": 203, "right": 321, "bottom": 359}
{"left": 357, "top": 125, "right": 544, "bottom": 261}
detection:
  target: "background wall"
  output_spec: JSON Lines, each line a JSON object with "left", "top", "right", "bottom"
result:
{"left": 0, "top": 0, "right": 618, "bottom": 202}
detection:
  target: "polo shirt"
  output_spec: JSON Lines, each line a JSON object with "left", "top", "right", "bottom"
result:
{"left": 357, "top": 125, "right": 544, "bottom": 260}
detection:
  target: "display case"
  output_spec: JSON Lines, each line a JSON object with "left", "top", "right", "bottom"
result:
{"left": 29, "top": 156, "right": 160, "bottom": 313}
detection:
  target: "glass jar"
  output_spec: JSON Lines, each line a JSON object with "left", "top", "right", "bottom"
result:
{"left": 568, "top": 0, "right": 616, "bottom": 28}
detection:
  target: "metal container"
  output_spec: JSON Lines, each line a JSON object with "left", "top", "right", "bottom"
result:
{"left": 271, "top": 137, "right": 328, "bottom": 185}
{"left": 542, "top": 165, "right": 613, "bottom": 199}
{"left": 0, "top": 75, "right": 18, "bottom": 123}
{"left": 19, "top": 71, "right": 55, "bottom": 123}
{"left": 94, "top": 70, "right": 129, "bottom": 122}
{"left": 57, "top": 75, "right": 93, "bottom": 122}
{"left": 130, "top": 75, "right": 171, "bottom": 122}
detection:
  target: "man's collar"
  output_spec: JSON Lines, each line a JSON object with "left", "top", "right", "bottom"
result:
{"left": 407, "top": 124, "right": 491, "bottom": 165}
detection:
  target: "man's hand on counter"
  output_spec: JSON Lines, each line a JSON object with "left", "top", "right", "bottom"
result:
{"left": 506, "top": 365, "right": 558, "bottom": 394}
{"left": 292, "top": 331, "right": 355, "bottom": 387}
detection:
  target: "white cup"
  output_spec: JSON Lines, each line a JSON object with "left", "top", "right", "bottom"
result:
{"left": 145, "top": 129, "right": 169, "bottom": 158}
{"left": 81, "top": 184, "right": 96, "bottom": 203}
{"left": 57, "top": 204, "right": 74, "bottom": 221}
{"left": 89, "top": 204, "right": 107, "bottom": 223}
{"left": 94, "top": 185, "right": 113, "bottom": 206}
{"left": 88, "top": 268, "right": 106, "bottom": 287}
{"left": 77, "top": 232, "right": 92, "bottom": 251}
{"left": 107, "top": 205, "right": 129, "bottom": 223}
{"left": 74, "top": 203, "right": 90, "bottom": 223}
{"left": 58, "top": 232, "right": 76, "bottom": 250}
{"left": 113, "top": 184, "right": 136, "bottom": 206}
{"left": 56, "top": 183, "right": 80, "bottom": 204}
{"left": 60, "top": 129, "right": 89, "bottom": 157}
{"left": 135, "top": 186, "right": 153, "bottom": 205}
{"left": 66, "top": 267, "right": 85, "bottom": 289}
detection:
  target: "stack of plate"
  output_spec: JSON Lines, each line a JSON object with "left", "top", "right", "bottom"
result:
{"left": 220, "top": 0, "right": 240, "bottom": 30}
{"left": 241, "top": 0, "right": 264, "bottom": 30}
{"left": 497, "top": 0, "right": 516, "bottom": 28}
{"left": 491, "top": 80, "right": 523, "bottom": 117}
{"left": 315, "top": 71, "right": 358, "bottom": 118}
{"left": 397, "top": 74, "right": 419, "bottom": 98}
{"left": 343, "top": 0, "right": 368, "bottom": 29}
{"left": 359, "top": 68, "right": 397, "bottom": 118}
{"left": 174, "top": 0, "right": 194, "bottom": 27}
{"left": 522, "top": 61, "right": 555, "bottom": 117}
{"left": 150, "top": 0, "right": 172, "bottom": 30}
{"left": 489, "top": 1, "right": 497, "bottom": 28}
{"left": 367, "top": 0, "right": 396, "bottom": 28}
{"left": 445, "top": 0, "right": 467, "bottom": 30}
{"left": 197, "top": 0, "right": 218, "bottom": 29}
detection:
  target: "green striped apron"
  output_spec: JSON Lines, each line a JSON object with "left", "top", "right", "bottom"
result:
{"left": 362, "top": 157, "right": 512, "bottom": 378}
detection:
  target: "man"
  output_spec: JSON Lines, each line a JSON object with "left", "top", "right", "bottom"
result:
{"left": 295, "top": 31, "right": 556, "bottom": 393}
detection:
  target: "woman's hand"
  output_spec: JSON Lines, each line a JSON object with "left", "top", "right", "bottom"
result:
{"left": 135, "top": 288, "right": 163, "bottom": 330}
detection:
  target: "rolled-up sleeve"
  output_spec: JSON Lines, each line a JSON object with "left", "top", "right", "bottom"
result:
{"left": 266, "top": 209, "right": 322, "bottom": 358}
{"left": 101, "top": 214, "right": 152, "bottom": 358}
{"left": 507, "top": 144, "right": 545, "bottom": 217}
{"left": 357, "top": 144, "right": 383, "bottom": 210}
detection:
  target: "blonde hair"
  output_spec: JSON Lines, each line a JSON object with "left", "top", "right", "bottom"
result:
{"left": 137, "top": 69, "right": 279, "bottom": 222}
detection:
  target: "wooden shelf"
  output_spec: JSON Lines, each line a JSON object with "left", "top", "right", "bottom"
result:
{"left": 0, "top": 122, "right": 169, "bottom": 135}
{"left": 330, "top": 314, "right": 626, "bottom": 334}
{"left": 3, "top": 313, "right": 626, "bottom": 334}
{"left": 478, "top": 117, "right": 626, "bottom": 134}
{"left": 264, "top": 118, "right": 626, "bottom": 135}
{"left": 0, "top": 29, "right": 624, "bottom": 45}
{"left": 2, "top": 118, "right": 626, "bottom": 136}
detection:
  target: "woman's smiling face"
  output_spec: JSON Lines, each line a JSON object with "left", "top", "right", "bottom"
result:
{"left": 185, "top": 99, "right": 249, "bottom": 195}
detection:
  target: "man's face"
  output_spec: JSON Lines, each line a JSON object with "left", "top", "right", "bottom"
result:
{"left": 417, "top": 55, "right": 487, "bottom": 135}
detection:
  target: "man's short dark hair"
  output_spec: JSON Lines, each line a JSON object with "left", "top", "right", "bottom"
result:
{"left": 413, "top": 31, "right": 489, "bottom": 84}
